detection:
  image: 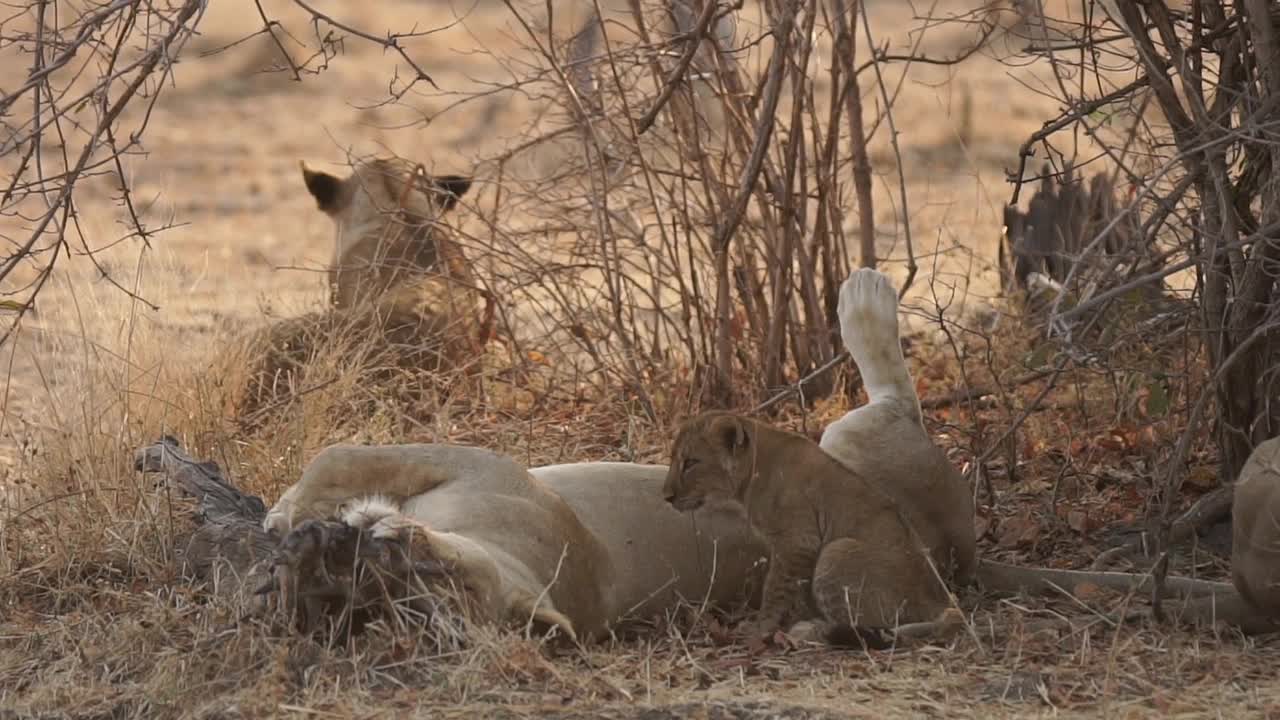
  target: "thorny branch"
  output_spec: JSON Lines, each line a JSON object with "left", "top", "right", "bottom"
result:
{"left": 994, "top": 1, "right": 1280, "bottom": 574}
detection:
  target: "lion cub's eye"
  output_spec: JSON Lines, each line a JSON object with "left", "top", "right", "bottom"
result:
{"left": 682, "top": 458, "right": 699, "bottom": 472}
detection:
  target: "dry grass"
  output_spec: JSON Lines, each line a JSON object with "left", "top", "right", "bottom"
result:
{"left": 4, "top": 0, "right": 1280, "bottom": 717}
{"left": 5, "top": 276, "right": 1279, "bottom": 717}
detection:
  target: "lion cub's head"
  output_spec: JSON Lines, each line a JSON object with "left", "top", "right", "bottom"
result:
{"left": 663, "top": 411, "right": 756, "bottom": 512}
{"left": 300, "top": 156, "right": 472, "bottom": 259}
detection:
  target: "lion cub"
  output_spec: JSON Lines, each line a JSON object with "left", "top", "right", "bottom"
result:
{"left": 664, "top": 410, "right": 955, "bottom": 646}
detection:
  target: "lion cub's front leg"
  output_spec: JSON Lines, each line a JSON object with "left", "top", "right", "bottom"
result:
{"left": 740, "top": 545, "right": 817, "bottom": 640}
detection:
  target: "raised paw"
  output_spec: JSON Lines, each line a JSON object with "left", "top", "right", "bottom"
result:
{"left": 835, "top": 268, "right": 918, "bottom": 411}
{"left": 837, "top": 268, "right": 901, "bottom": 362}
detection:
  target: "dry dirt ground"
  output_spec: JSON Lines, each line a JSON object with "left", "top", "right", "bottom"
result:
{"left": 4, "top": 0, "right": 1280, "bottom": 718}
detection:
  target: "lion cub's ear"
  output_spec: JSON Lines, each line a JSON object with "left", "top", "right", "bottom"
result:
{"left": 431, "top": 174, "right": 472, "bottom": 212}
{"left": 709, "top": 414, "right": 749, "bottom": 453}
{"left": 300, "top": 161, "right": 344, "bottom": 214}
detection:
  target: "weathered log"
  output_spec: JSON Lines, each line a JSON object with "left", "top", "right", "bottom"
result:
{"left": 135, "top": 436, "right": 276, "bottom": 606}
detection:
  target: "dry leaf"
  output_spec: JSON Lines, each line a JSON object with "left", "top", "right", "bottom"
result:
{"left": 1072, "top": 581, "right": 1103, "bottom": 601}
{"left": 1186, "top": 465, "right": 1219, "bottom": 490}
{"left": 974, "top": 514, "right": 992, "bottom": 541}
{"left": 1066, "top": 509, "right": 1090, "bottom": 534}
{"left": 998, "top": 509, "right": 1041, "bottom": 548}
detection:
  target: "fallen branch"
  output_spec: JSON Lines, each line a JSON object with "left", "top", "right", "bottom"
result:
{"left": 977, "top": 558, "right": 1232, "bottom": 598}
{"left": 976, "top": 557, "right": 1280, "bottom": 633}
{"left": 136, "top": 437, "right": 275, "bottom": 605}
{"left": 1091, "top": 483, "right": 1234, "bottom": 570}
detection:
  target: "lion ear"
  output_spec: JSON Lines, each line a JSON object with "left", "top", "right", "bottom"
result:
{"left": 710, "top": 414, "right": 749, "bottom": 452}
{"left": 430, "top": 174, "right": 472, "bottom": 212}
{"left": 300, "top": 161, "right": 344, "bottom": 214}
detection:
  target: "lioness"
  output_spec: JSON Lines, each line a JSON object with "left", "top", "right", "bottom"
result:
{"left": 663, "top": 410, "right": 956, "bottom": 645}
{"left": 818, "top": 268, "right": 976, "bottom": 585}
{"left": 235, "top": 156, "right": 488, "bottom": 421}
{"left": 298, "top": 155, "right": 487, "bottom": 371}
{"left": 263, "top": 444, "right": 769, "bottom": 643}
{"left": 300, "top": 156, "right": 478, "bottom": 318}
{"left": 1232, "top": 435, "right": 1280, "bottom": 619}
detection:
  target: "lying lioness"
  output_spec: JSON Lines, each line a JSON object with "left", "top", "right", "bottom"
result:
{"left": 263, "top": 444, "right": 768, "bottom": 643}
{"left": 663, "top": 410, "right": 959, "bottom": 645}
{"left": 1232, "top": 435, "right": 1280, "bottom": 620}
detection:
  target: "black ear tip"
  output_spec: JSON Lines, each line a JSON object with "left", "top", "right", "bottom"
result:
{"left": 430, "top": 174, "right": 472, "bottom": 211}
{"left": 439, "top": 174, "right": 472, "bottom": 195}
{"left": 300, "top": 161, "right": 342, "bottom": 212}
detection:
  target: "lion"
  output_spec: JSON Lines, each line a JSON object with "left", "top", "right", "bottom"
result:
{"left": 234, "top": 156, "right": 490, "bottom": 422}
{"left": 1231, "top": 435, "right": 1280, "bottom": 621}
{"left": 299, "top": 156, "right": 479, "bottom": 318}
{"left": 808, "top": 269, "right": 1275, "bottom": 634}
{"left": 817, "top": 267, "right": 977, "bottom": 586}
{"left": 662, "top": 410, "right": 961, "bottom": 647}
{"left": 262, "top": 443, "right": 769, "bottom": 644}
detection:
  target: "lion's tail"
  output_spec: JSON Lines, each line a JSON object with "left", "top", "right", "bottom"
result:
{"left": 825, "top": 607, "right": 964, "bottom": 650}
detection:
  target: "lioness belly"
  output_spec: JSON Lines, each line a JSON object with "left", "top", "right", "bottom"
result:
{"left": 531, "top": 462, "right": 768, "bottom": 622}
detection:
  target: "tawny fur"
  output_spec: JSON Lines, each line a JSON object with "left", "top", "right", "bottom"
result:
{"left": 301, "top": 156, "right": 481, "bottom": 325}
{"left": 264, "top": 444, "right": 769, "bottom": 643}
{"left": 663, "top": 411, "right": 954, "bottom": 645}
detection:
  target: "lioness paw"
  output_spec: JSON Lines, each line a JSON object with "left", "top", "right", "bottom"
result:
{"left": 836, "top": 268, "right": 917, "bottom": 410}
{"left": 784, "top": 620, "right": 823, "bottom": 644}
{"left": 737, "top": 617, "right": 783, "bottom": 643}
{"left": 837, "top": 268, "right": 900, "bottom": 362}
{"left": 263, "top": 504, "right": 296, "bottom": 537}
{"left": 341, "top": 495, "right": 423, "bottom": 542}
{"left": 340, "top": 495, "right": 401, "bottom": 529}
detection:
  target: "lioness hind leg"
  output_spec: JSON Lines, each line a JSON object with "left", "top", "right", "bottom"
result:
{"left": 810, "top": 537, "right": 952, "bottom": 648}
{"left": 831, "top": 267, "right": 922, "bottom": 423}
